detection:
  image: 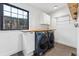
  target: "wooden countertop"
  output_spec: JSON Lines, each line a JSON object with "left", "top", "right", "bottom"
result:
{"left": 22, "top": 29, "right": 56, "bottom": 32}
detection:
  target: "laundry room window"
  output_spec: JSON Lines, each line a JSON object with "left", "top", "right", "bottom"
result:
{"left": 0, "top": 3, "right": 29, "bottom": 30}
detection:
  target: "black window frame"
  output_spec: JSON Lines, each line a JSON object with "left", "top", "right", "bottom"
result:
{"left": 0, "top": 3, "right": 29, "bottom": 30}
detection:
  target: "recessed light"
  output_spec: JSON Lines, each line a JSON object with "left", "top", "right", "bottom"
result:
{"left": 53, "top": 6, "right": 58, "bottom": 9}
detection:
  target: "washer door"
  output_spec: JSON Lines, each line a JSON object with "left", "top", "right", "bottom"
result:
{"left": 35, "top": 32, "right": 48, "bottom": 55}
{"left": 38, "top": 34, "right": 48, "bottom": 50}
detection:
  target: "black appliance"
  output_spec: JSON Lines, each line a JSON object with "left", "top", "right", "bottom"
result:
{"left": 34, "top": 32, "right": 48, "bottom": 56}
{"left": 48, "top": 31, "right": 54, "bottom": 49}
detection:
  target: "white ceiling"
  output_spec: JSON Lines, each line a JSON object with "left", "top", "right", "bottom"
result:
{"left": 27, "top": 3, "right": 66, "bottom": 14}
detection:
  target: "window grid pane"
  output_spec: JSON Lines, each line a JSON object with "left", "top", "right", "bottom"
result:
{"left": 18, "top": 15, "right": 23, "bottom": 19}
{"left": 24, "top": 11, "right": 27, "bottom": 16}
{"left": 12, "top": 7, "right": 18, "bottom": 13}
{"left": 12, "top": 13, "right": 17, "bottom": 18}
{"left": 4, "top": 5, "right": 11, "bottom": 12}
{"left": 18, "top": 9, "right": 23, "bottom": 15}
{"left": 24, "top": 16, "right": 27, "bottom": 19}
{"left": 4, "top": 11, "right": 11, "bottom": 16}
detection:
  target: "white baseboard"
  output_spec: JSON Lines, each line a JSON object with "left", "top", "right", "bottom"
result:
{"left": 55, "top": 40, "right": 76, "bottom": 48}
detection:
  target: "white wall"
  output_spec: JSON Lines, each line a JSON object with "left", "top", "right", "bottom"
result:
{"left": 50, "top": 5, "right": 77, "bottom": 48}
{"left": 0, "top": 3, "right": 49, "bottom": 56}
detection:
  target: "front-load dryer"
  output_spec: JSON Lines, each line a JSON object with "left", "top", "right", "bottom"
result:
{"left": 48, "top": 31, "right": 54, "bottom": 49}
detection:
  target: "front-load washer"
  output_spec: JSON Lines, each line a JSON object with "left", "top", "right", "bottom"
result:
{"left": 34, "top": 32, "right": 48, "bottom": 56}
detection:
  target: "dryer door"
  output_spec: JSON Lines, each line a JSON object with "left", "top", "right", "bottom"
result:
{"left": 49, "top": 32, "right": 54, "bottom": 44}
